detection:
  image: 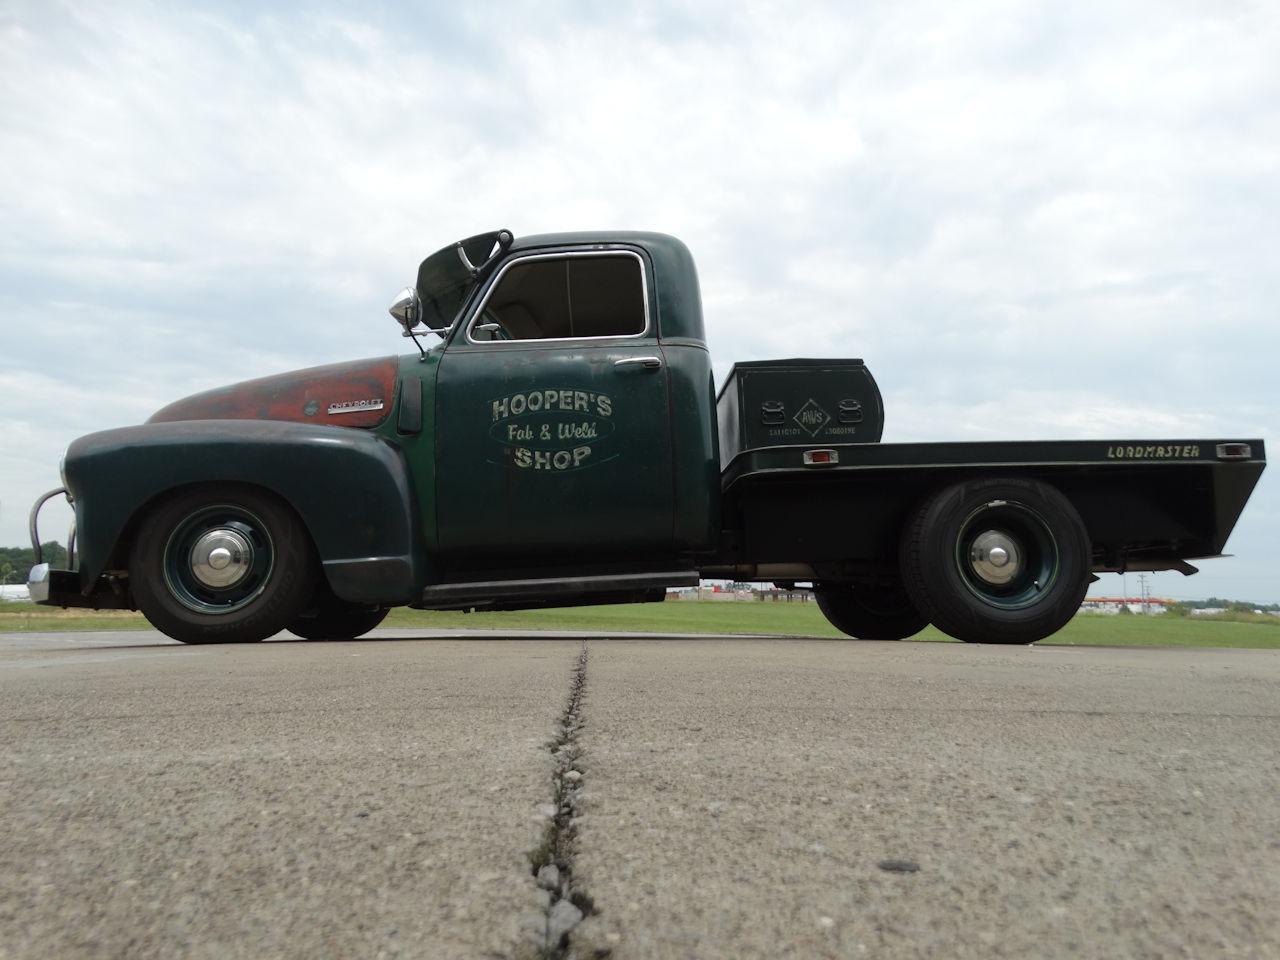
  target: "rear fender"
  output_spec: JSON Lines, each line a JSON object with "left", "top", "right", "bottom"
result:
{"left": 63, "top": 420, "right": 422, "bottom": 605}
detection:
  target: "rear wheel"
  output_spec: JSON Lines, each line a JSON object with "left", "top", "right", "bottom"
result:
{"left": 900, "top": 477, "right": 1090, "bottom": 645}
{"left": 129, "top": 485, "right": 317, "bottom": 644}
{"left": 289, "top": 594, "right": 389, "bottom": 640}
{"left": 814, "top": 580, "right": 928, "bottom": 640}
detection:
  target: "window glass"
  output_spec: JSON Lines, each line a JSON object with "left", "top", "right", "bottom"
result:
{"left": 474, "top": 255, "right": 645, "bottom": 341}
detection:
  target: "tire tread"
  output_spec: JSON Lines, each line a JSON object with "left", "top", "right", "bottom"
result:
{"left": 899, "top": 477, "right": 1090, "bottom": 645}
{"left": 129, "top": 484, "right": 317, "bottom": 644}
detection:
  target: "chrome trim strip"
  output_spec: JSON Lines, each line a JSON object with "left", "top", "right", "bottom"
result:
{"left": 463, "top": 249, "right": 652, "bottom": 346}
{"left": 421, "top": 568, "right": 698, "bottom": 604}
{"left": 328, "top": 399, "right": 385, "bottom": 416}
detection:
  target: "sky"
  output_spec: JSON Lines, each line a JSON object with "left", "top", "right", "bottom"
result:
{"left": 1, "top": 0, "right": 1277, "bottom": 601}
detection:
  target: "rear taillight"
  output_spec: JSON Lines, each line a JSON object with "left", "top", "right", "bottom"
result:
{"left": 1216, "top": 443, "right": 1252, "bottom": 460}
{"left": 803, "top": 449, "right": 839, "bottom": 466}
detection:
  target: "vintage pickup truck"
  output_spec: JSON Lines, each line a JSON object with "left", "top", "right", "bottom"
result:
{"left": 28, "top": 230, "right": 1265, "bottom": 645}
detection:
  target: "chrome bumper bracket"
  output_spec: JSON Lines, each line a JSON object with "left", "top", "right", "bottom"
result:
{"left": 29, "top": 487, "right": 70, "bottom": 565}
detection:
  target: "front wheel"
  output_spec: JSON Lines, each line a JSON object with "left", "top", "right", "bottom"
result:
{"left": 129, "top": 485, "right": 317, "bottom": 644}
{"left": 814, "top": 581, "right": 928, "bottom": 640}
{"left": 900, "top": 477, "right": 1091, "bottom": 645}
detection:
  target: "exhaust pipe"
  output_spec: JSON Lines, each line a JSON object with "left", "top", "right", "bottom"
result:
{"left": 698, "top": 563, "right": 816, "bottom": 581}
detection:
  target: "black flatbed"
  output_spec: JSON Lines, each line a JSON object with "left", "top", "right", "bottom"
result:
{"left": 720, "top": 438, "right": 1265, "bottom": 574}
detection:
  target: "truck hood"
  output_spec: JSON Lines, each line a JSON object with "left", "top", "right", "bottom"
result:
{"left": 148, "top": 356, "right": 399, "bottom": 429}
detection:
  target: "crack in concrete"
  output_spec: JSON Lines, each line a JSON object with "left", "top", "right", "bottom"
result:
{"left": 524, "top": 641, "right": 606, "bottom": 959}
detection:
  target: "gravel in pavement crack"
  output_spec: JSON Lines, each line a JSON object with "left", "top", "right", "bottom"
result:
{"left": 525, "top": 641, "right": 604, "bottom": 959}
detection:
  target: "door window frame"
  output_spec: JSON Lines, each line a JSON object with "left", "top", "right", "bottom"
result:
{"left": 457, "top": 249, "right": 653, "bottom": 347}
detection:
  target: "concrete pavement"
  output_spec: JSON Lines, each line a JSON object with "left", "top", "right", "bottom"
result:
{"left": 0, "top": 634, "right": 577, "bottom": 959}
{"left": 570, "top": 640, "right": 1280, "bottom": 958}
{"left": 2, "top": 629, "right": 1278, "bottom": 959}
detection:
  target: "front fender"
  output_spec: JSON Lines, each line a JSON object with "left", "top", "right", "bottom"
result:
{"left": 63, "top": 419, "right": 422, "bottom": 604}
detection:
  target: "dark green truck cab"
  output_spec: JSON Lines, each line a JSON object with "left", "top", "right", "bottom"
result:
{"left": 28, "top": 230, "right": 1266, "bottom": 645}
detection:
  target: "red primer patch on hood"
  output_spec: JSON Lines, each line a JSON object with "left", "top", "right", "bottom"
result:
{"left": 149, "top": 357, "right": 399, "bottom": 429}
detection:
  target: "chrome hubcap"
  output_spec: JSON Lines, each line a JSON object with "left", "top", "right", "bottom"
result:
{"left": 969, "top": 530, "right": 1021, "bottom": 585}
{"left": 189, "top": 528, "right": 253, "bottom": 588}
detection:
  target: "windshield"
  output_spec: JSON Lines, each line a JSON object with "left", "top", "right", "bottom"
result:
{"left": 415, "top": 230, "right": 512, "bottom": 330}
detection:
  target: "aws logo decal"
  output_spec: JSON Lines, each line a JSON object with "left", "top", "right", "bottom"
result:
{"left": 489, "top": 388, "right": 616, "bottom": 472}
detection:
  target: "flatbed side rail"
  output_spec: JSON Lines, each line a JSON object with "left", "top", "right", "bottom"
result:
{"left": 720, "top": 439, "right": 1266, "bottom": 489}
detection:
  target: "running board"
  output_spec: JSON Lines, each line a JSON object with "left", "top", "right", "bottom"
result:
{"left": 420, "top": 570, "right": 699, "bottom": 606}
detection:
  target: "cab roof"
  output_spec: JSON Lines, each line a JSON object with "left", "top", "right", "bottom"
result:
{"left": 506, "top": 231, "right": 705, "bottom": 343}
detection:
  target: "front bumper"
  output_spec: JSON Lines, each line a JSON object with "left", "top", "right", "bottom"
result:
{"left": 27, "top": 485, "right": 133, "bottom": 610}
{"left": 26, "top": 562, "right": 132, "bottom": 609}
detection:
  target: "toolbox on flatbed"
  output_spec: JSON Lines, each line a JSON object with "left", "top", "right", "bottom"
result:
{"left": 716, "top": 359, "right": 885, "bottom": 467}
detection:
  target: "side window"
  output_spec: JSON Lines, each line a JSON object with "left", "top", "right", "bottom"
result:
{"left": 472, "top": 255, "right": 646, "bottom": 341}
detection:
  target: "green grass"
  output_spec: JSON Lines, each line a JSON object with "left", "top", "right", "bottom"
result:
{"left": 2, "top": 599, "right": 1278, "bottom": 648}
{"left": 382, "top": 598, "right": 848, "bottom": 636}
{"left": 1051, "top": 613, "right": 1280, "bottom": 649}
{"left": 0, "top": 603, "right": 151, "bottom": 633}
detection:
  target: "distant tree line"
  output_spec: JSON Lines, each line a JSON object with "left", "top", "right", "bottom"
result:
{"left": 1192, "top": 597, "right": 1280, "bottom": 611}
{"left": 1165, "top": 597, "right": 1280, "bottom": 616}
{"left": 0, "top": 543, "right": 67, "bottom": 585}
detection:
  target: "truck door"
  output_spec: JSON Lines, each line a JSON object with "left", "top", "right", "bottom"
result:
{"left": 434, "top": 249, "right": 674, "bottom": 565}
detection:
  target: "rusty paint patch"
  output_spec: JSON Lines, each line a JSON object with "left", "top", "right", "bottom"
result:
{"left": 149, "top": 356, "right": 399, "bottom": 429}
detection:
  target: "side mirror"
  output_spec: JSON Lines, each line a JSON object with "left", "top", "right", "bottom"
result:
{"left": 389, "top": 287, "right": 421, "bottom": 333}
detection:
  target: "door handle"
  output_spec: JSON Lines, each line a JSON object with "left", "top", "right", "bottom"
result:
{"left": 614, "top": 356, "right": 663, "bottom": 370}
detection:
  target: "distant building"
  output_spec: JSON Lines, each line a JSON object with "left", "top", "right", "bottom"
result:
{"left": 1079, "top": 596, "right": 1172, "bottom": 615}
{"left": 667, "top": 584, "right": 810, "bottom": 602}
{"left": 754, "top": 588, "right": 811, "bottom": 602}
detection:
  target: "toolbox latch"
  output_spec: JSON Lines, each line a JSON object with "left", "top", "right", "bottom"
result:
{"left": 837, "top": 399, "right": 863, "bottom": 424}
{"left": 761, "top": 400, "right": 786, "bottom": 425}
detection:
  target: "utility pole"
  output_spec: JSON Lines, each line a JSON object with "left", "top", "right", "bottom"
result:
{"left": 1137, "top": 573, "right": 1151, "bottom": 615}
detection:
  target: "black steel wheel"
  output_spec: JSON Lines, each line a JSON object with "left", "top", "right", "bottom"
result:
{"left": 900, "top": 477, "right": 1090, "bottom": 645}
{"left": 130, "top": 485, "right": 317, "bottom": 644}
{"left": 288, "top": 594, "right": 389, "bottom": 640}
{"left": 814, "top": 581, "right": 928, "bottom": 640}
